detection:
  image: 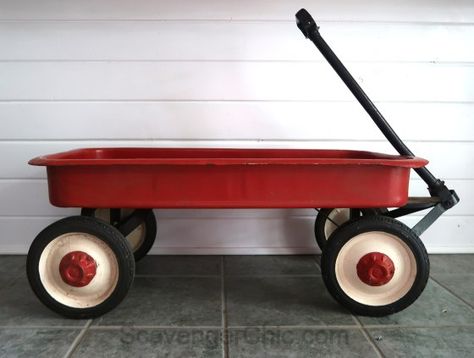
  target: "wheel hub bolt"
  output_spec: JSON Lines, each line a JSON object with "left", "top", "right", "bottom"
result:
{"left": 356, "top": 252, "right": 395, "bottom": 286}
{"left": 59, "top": 251, "right": 97, "bottom": 287}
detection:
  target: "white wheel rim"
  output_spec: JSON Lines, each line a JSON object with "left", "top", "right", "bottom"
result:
{"left": 38, "top": 233, "right": 119, "bottom": 308}
{"left": 324, "top": 208, "right": 351, "bottom": 240}
{"left": 94, "top": 209, "right": 146, "bottom": 252}
{"left": 335, "top": 232, "right": 417, "bottom": 306}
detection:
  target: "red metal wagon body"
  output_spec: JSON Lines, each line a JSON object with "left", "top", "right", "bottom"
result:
{"left": 30, "top": 148, "right": 427, "bottom": 209}
{"left": 25, "top": 9, "right": 459, "bottom": 319}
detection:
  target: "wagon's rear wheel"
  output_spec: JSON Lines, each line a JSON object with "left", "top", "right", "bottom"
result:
{"left": 321, "top": 215, "right": 429, "bottom": 316}
{"left": 81, "top": 208, "right": 156, "bottom": 262}
{"left": 314, "top": 208, "right": 387, "bottom": 250}
{"left": 27, "top": 216, "right": 135, "bottom": 319}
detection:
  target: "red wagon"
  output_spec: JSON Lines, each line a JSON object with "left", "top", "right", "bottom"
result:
{"left": 27, "top": 9, "right": 458, "bottom": 318}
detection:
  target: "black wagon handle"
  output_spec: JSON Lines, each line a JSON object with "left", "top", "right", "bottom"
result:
{"left": 295, "top": 8, "right": 319, "bottom": 38}
{"left": 295, "top": 8, "right": 458, "bottom": 210}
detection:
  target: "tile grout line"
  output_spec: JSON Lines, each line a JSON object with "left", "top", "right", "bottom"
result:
{"left": 351, "top": 315, "right": 385, "bottom": 358}
{"left": 3, "top": 323, "right": 473, "bottom": 330}
{"left": 135, "top": 274, "right": 221, "bottom": 278}
{"left": 135, "top": 274, "right": 322, "bottom": 278}
{"left": 227, "top": 325, "right": 359, "bottom": 329}
{"left": 221, "top": 256, "right": 230, "bottom": 358}
{"left": 224, "top": 274, "right": 322, "bottom": 278}
{"left": 314, "top": 254, "right": 322, "bottom": 271}
{"left": 63, "top": 319, "right": 93, "bottom": 358}
{"left": 87, "top": 325, "right": 222, "bottom": 330}
{"left": 429, "top": 275, "right": 474, "bottom": 310}
{"left": 0, "top": 325, "right": 91, "bottom": 329}
{"left": 227, "top": 323, "right": 474, "bottom": 329}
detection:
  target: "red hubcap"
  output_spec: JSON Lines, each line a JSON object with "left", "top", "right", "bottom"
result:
{"left": 356, "top": 252, "right": 395, "bottom": 286}
{"left": 59, "top": 251, "right": 97, "bottom": 287}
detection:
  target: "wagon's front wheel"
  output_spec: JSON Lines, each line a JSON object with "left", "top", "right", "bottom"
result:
{"left": 81, "top": 208, "right": 156, "bottom": 261}
{"left": 27, "top": 216, "right": 135, "bottom": 319}
{"left": 321, "top": 216, "right": 429, "bottom": 316}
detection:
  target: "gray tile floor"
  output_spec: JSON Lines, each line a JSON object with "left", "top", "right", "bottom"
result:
{"left": 0, "top": 254, "right": 473, "bottom": 357}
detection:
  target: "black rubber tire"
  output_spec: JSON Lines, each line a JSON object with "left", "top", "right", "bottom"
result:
{"left": 321, "top": 215, "right": 429, "bottom": 317}
{"left": 27, "top": 216, "right": 135, "bottom": 319}
{"left": 81, "top": 208, "right": 157, "bottom": 262}
{"left": 314, "top": 208, "right": 387, "bottom": 251}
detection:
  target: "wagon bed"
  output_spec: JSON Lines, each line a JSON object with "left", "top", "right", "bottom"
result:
{"left": 30, "top": 148, "right": 427, "bottom": 209}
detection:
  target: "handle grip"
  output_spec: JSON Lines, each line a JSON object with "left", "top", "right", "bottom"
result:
{"left": 295, "top": 8, "right": 319, "bottom": 38}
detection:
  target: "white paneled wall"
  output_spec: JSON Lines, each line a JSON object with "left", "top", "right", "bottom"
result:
{"left": 0, "top": 0, "right": 473, "bottom": 254}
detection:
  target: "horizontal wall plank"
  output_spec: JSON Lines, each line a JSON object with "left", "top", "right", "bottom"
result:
{"left": 1, "top": 101, "right": 473, "bottom": 141}
{"left": 1, "top": 62, "right": 473, "bottom": 102}
{"left": 1, "top": 140, "right": 471, "bottom": 180}
{"left": 0, "top": 178, "right": 470, "bottom": 217}
{"left": 1, "top": 0, "right": 473, "bottom": 23}
{"left": 1, "top": 215, "right": 472, "bottom": 255}
{"left": 1, "top": 21, "right": 473, "bottom": 62}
